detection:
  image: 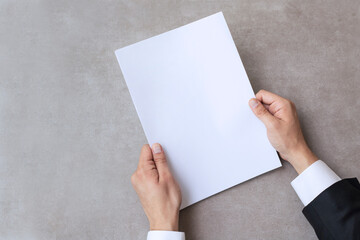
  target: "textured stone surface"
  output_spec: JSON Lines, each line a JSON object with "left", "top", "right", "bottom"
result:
{"left": 0, "top": 0, "right": 359, "bottom": 239}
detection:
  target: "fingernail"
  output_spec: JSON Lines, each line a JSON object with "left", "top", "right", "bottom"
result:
{"left": 152, "top": 144, "right": 162, "bottom": 154}
{"left": 250, "top": 99, "right": 259, "bottom": 109}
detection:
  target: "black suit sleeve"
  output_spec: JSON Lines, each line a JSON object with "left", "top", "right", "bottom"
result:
{"left": 303, "top": 178, "right": 360, "bottom": 240}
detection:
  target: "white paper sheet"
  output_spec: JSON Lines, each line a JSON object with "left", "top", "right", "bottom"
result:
{"left": 115, "top": 12, "right": 281, "bottom": 209}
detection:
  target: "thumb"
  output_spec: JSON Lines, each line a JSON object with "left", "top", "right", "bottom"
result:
{"left": 151, "top": 143, "right": 171, "bottom": 178}
{"left": 249, "top": 98, "right": 277, "bottom": 128}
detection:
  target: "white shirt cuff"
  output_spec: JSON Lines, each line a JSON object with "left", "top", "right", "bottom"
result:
{"left": 147, "top": 231, "right": 185, "bottom": 240}
{"left": 291, "top": 160, "right": 341, "bottom": 206}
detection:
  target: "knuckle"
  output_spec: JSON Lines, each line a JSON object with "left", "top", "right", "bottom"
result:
{"left": 285, "top": 99, "right": 292, "bottom": 107}
{"left": 256, "top": 89, "right": 264, "bottom": 98}
{"left": 154, "top": 156, "right": 167, "bottom": 164}
{"left": 130, "top": 173, "right": 137, "bottom": 185}
{"left": 289, "top": 101, "right": 296, "bottom": 110}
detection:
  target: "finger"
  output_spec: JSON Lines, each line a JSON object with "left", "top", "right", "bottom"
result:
{"left": 138, "top": 144, "right": 155, "bottom": 169}
{"left": 255, "top": 89, "right": 286, "bottom": 105}
{"left": 263, "top": 103, "right": 270, "bottom": 112}
{"left": 151, "top": 143, "right": 171, "bottom": 178}
{"left": 249, "top": 98, "right": 278, "bottom": 128}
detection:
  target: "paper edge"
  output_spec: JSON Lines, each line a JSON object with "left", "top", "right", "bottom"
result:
{"left": 114, "top": 11, "right": 224, "bottom": 55}
{"left": 180, "top": 161, "right": 282, "bottom": 210}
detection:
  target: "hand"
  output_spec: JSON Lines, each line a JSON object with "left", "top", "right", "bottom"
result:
{"left": 131, "top": 143, "right": 182, "bottom": 231}
{"left": 249, "top": 90, "right": 318, "bottom": 174}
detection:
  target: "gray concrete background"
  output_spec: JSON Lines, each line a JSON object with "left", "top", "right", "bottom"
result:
{"left": 1, "top": 0, "right": 359, "bottom": 239}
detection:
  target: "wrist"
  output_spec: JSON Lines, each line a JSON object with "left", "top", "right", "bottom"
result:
{"left": 150, "top": 216, "right": 179, "bottom": 231}
{"left": 286, "top": 144, "right": 318, "bottom": 174}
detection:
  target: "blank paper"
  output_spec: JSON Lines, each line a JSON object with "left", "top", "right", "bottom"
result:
{"left": 115, "top": 12, "right": 281, "bottom": 209}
